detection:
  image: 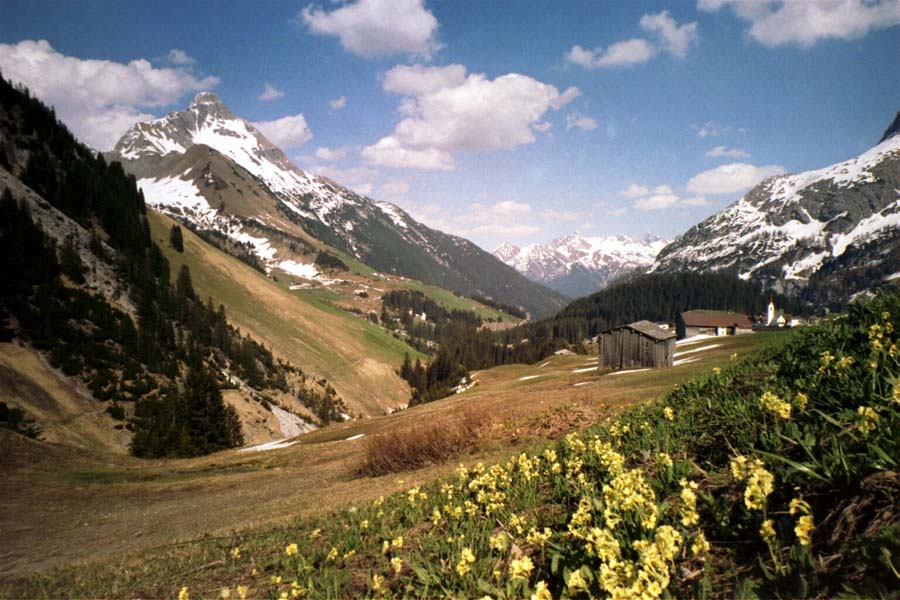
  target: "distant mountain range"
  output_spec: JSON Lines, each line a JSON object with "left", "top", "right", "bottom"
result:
{"left": 493, "top": 233, "right": 668, "bottom": 298}
{"left": 108, "top": 93, "right": 567, "bottom": 318}
{"left": 652, "top": 112, "right": 900, "bottom": 307}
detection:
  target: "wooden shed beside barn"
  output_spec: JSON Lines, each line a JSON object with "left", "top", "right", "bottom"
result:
{"left": 676, "top": 310, "right": 754, "bottom": 340}
{"left": 598, "top": 320, "right": 676, "bottom": 370}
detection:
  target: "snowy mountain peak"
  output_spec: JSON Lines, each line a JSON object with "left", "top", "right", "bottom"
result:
{"left": 493, "top": 232, "right": 669, "bottom": 298}
{"left": 652, "top": 112, "right": 900, "bottom": 304}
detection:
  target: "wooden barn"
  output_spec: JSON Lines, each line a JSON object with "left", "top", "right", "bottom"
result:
{"left": 598, "top": 320, "right": 676, "bottom": 370}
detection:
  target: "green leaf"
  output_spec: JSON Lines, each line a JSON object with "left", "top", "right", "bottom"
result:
{"left": 755, "top": 449, "right": 829, "bottom": 483}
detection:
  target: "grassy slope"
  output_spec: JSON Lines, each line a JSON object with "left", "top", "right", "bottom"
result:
{"left": 148, "top": 210, "right": 421, "bottom": 417}
{"left": 0, "top": 332, "right": 784, "bottom": 590}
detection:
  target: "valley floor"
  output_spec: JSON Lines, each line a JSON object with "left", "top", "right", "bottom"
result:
{"left": 0, "top": 332, "right": 785, "bottom": 587}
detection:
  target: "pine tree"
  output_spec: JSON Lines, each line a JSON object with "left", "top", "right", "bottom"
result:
{"left": 169, "top": 224, "right": 184, "bottom": 252}
{"left": 176, "top": 265, "right": 195, "bottom": 301}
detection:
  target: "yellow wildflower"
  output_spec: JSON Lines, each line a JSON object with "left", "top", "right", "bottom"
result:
{"left": 679, "top": 479, "right": 700, "bottom": 527}
{"left": 744, "top": 463, "right": 774, "bottom": 511}
{"left": 230, "top": 547, "right": 241, "bottom": 560}
{"left": 270, "top": 575, "right": 282, "bottom": 584}
{"left": 490, "top": 531, "right": 509, "bottom": 552}
{"left": 344, "top": 549, "right": 356, "bottom": 559}
{"left": 285, "top": 543, "right": 298, "bottom": 557}
{"left": 531, "top": 580, "right": 553, "bottom": 600}
{"left": 712, "top": 367, "right": 722, "bottom": 375}
{"left": 178, "top": 587, "right": 190, "bottom": 600}
{"left": 691, "top": 531, "right": 710, "bottom": 556}
{"left": 794, "top": 392, "right": 809, "bottom": 411}
{"left": 220, "top": 588, "right": 231, "bottom": 599}
{"left": 760, "top": 519, "right": 776, "bottom": 544}
{"left": 391, "top": 535, "right": 404, "bottom": 549}
{"left": 664, "top": 407, "right": 675, "bottom": 421}
{"left": 760, "top": 391, "right": 791, "bottom": 419}
{"left": 372, "top": 573, "right": 384, "bottom": 591}
{"left": 567, "top": 569, "right": 589, "bottom": 593}
{"left": 526, "top": 527, "right": 553, "bottom": 548}
{"left": 510, "top": 556, "right": 534, "bottom": 579}
{"left": 278, "top": 592, "right": 288, "bottom": 600}
{"left": 457, "top": 547, "right": 476, "bottom": 576}
{"left": 430, "top": 508, "right": 442, "bottom": 525}
{"left": 360, "top": 519, "right": 369, "bottom": 530}
{"left": 390, "top": 557, "right": 402, "bottom": 573}
{"left": 381, "top": 540, "right": 390, "bottom": 554}
{"left": 657, "top": 452, "right": 673, "bottom": 469}
{"left": 310, "top": 528, "right": 322, "bottom": 539}
{"left": 236, "top": 586, "right": 248, "bottom": 600}
{"left": 326, "top": 547, "right": 338, "bottom": 561}
{"left": 857, "top": 406, "right": 879, "bottom": 436}
{"left": 795, "top": 515, "right": 814, "bottom": 546}
{"left": 819, "top": 351, "right": 835, "bottom": 371}
{"left": 730, "top": 353, "right": 738, "bottom": 361}
{"left": 789, "top": 497, "right": 811, "bottom": 515}
{"left": 730, "top": 455, "right": 750, "bottom": 480}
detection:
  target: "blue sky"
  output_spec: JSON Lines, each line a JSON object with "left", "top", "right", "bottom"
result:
{"left": 1, "top": 0, "right": 898, "bottom": 251}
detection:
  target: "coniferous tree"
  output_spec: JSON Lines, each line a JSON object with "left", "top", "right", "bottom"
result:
{"left": 169, "top": 224, "right": 184, "bottom": 252}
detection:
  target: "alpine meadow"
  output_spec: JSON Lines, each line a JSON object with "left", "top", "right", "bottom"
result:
{"left": 1, "top": 1, "right": 898, "bottom": 599}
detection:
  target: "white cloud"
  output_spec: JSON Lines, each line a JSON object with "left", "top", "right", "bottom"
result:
{"left": 687, "top": 162, "right": 785, "bottom": 195}
{"left": 310, "top": 164, "right": 379, "bottom": 184}
{"left": 362, "top": 136, "right": 455, "bottom": 170}
{"left": 380, "top": 179, "right": 410, "bottom": 196}
{"left": 706, "top": 145, "right": 750, "bottom": 158}
{"left": 469, "top": 223, "right": 540, "bottom": 238}
{"left": 314, "top": 146, "right": 350, "bottom": 161}
{"left": 698, "top": 0, "right": 900, "bottom": 47}
{"left": 466, "top": 200, "right": 532, "bottom": 219}
{"left": 566, "top": 111, "right": 598, "bottom": 131}
{"left": 352, "top": 182, "right": 374, "bottom": 195}
{"left": 607, "top": 207, "right": 628, "bottom": 217}
{"left": 301, "top": 0, "right": 440, "bottom": 59}
{"left": 652, "top": 184, "right": 674, "bottom": 195}
{"left": 694, "top": 120, "right": 747, "bottom": 138}
{"left": 383, "top": 64, "right": 467, "bottom": 96}
{"left": 639, "top": 11, "right": 699, "bottom": 58}
{"left": 253, "top": 113, "right": 313, "bottom": 148}
{"left": 565, "top": 39, "right": 656, "bottom": 68}
{"left": 167, "top": 49, "right": 196, "bottom": 66}
{"left": 681, "top": 195, "right": 710, "bottom": 206}
{"left": 364, "top": 65, "right": 579, "bottom": 170}
{"left": 635, "top": 193, "right": 681, "bottom": 211}
{"left": 0, "top": 40, "right": 219, "bottom": 150}
{"left": 329, "top": 96, "right": 347, "bottom": 110}
{"left": 566, "top": 11, "right": 697, "bottom": 69}
{"left": 258, "top": 83, "right": 284, "bottom": 101}
{"left": 620, "top": 183, "right": 651, "bottom": 198}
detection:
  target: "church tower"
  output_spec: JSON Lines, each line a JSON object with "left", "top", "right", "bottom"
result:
{"left": 767, "top": 295, "right": 776, "bottom": 326}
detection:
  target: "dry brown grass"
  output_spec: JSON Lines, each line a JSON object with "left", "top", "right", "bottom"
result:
{"left": 357, "top": 408, "right": 492, "bottom": 477}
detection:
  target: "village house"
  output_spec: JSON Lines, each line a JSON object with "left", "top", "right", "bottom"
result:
{"left": 598, "top": 320, "right": 676, "bottom": 370}
{"left": 676, "top": 310, "right": 754, "bottom": 340}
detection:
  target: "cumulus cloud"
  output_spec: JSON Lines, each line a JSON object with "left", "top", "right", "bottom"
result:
{"left": 309, "top": 164, "right": 379, "bottom": 184}
{"left": 383, "top": 64, "right": 467, "bottom": 95}
{"left": 635, "top": 193, "right": 681, "bottom": 211}
{"left": 687, "top": 162, "right": 785, "bottom": 195}
{"left": 463, "top": 200, "right": 532, "bottom": 220}
{"left": 706, "top": 145, "right": 750, "bottom": 158}
{"left": 253, "top": 113, "right": 313, "bottom": 148}
{"left": 258, "top": 83, "right": 284, "bottom": 101}
{"left": 329, "top": 96, "right": 347, "bottom": 109}
{"left": 399, "top": 199, "right": 542, "bottom": 244}
{"left": 681, "top": 195, "right": 710, "bottom": 206}
{"left": 607, "top": 207, "right": 628, "bottom": 217}
{"left": 566, "top": 111, "right": 598, "bottom": 131}
{"left": 301, "top": 0, "right": 440, "bottom": 59}
{"left": 167, "top": 49, "right": 196, "bottom": 65}
{"left": 698, "top": 0, "right": 900, "bottom": 47}
{"left": 620, "top": 183, "right": 651, "bottom": 198}
{"left": 363, "top": 64, "right": 579, "bottom": 170}
{"left": 314, "top": 146, "right": 350, "bottom": 161}
{"left": 566, "top": 11, "right": 698, "bottom": 69}
{"left": 538, "top": 209, "right": 582, "bottom": 221}
{"left": 0, "top": 40, "right": 219, "bottom": 150}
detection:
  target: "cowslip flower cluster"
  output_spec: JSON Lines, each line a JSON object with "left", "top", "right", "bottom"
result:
{"left": 284, "top": 543, "right": 298, "bottom": 557}
{"left": 509, "top": 556, "right": 534, "bottom": 579}
{"left": 679, "top": 479, "right": 700, "bottom": 527}
{"left": 760, "top": 391, "right": 791, "bottom": 419}
{"left": 731, "top": 456, "right": 774, "bottom": 511}
{"left": 456, "top": 547, "right": 476, "bottom": 576}
{"left": 856, "top": 406, "right": 879, "bottom": 436}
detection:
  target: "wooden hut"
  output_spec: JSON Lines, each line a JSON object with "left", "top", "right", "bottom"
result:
{"left": 676, "top": 311, "right": 753, "bottom": 340}
{"left": 598, "top": 320, "right": 675, "bottom": 370}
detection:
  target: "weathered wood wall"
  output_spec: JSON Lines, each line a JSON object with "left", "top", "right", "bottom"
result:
{"left": 598, "top": 328, "right": 674, "bottom": 369}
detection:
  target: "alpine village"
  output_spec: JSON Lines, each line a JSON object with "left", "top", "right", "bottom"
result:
{"left": 1, "top": 2, "right": 899, "bottom": 599}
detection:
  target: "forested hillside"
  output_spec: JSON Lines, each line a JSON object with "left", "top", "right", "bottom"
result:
{"left": 0, "top": 75, "right": 346, "bottom": 457}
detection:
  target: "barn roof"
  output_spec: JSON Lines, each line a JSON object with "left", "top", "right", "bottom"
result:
{"left": 680, "top": 310, "right": 753, "bottom": 329}
{"left": 603, "top": 320, "right": 676, "bottom": 341}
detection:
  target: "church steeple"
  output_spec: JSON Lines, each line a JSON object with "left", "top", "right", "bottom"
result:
{"left": 767, "top": 294, "right": 776, "bottom": 326}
